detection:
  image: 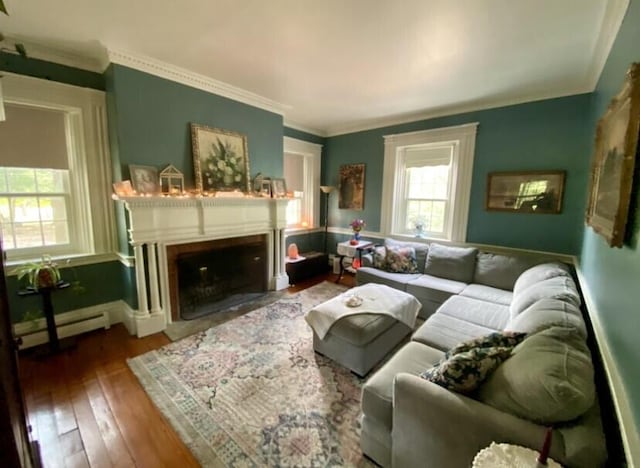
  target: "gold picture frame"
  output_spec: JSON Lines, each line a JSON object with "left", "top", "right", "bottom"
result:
{"left": 190, "top": 123, "right": 250, "bottom": 193}
{"left": 485, "top": 170, "right": 566, "bottom": 214}
{"left": 586, "top": 63, "right": 640, "bottom": 248}
{"left": 338, "top": 163, "right": 365, "bottom": 210}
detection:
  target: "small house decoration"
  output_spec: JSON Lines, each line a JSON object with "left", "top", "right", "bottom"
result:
{"left": 159, "top": 164, "right": 185, "bottom": 195}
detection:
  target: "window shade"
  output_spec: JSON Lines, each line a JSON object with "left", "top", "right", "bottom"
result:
{"left": 403, "top": 145, "right": 452, "bottom": 168}
{"left": 0, "top": 104, "right": 69, "bottom": 169}
{"left": 283, "top": 152, "right": 304, "bottom": 192}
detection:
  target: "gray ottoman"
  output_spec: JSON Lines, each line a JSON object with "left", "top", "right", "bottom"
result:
{"left": 308, "top": 284, "right": 421, "bottom": 377}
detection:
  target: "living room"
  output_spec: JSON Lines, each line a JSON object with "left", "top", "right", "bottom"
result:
{"left": 0, "top": 1, "right": 639, "bottom": 467}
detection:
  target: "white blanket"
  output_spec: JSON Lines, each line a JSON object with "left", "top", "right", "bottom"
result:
{"left": 305, "top": 283, "right": 421, "bottom": 340}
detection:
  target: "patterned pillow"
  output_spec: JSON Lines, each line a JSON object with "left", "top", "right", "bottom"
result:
{"left": 384, "top": 246, "right": 418, "bottom": 273}
{"left": 372, "top": 246, "right": 387, "bottom": 269}
{"left": 445, "top": 331, "right": 527, "bottom": 358}
{"left": 421, "top": 346, "right": 514, "bottom": 394}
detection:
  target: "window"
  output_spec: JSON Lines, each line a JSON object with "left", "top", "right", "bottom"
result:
{"left": 0, "top": 74, "right": 116, "bottom": 263}
{"left": 283, "top": 137, "right": 322, "bottom": 229}
{"left": 381, "top": 123, "right": 478, "bottom": 242}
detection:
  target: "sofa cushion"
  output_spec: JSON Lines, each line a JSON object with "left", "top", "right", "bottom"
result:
{"left": 420, "top": 346, "right": 514, "bottom": 394}
{"left": 437, "top": 295, "right": 510, "bottom": 331}
{"left": 411, "top": 312, "right": 499, "bottom": 351}
{"left": 473, "top": 252, "right": 537, "bottom": 291}
{"left": 477, "top": 326, "right": 595, "bottom": 424}
{"left": 385, "top": 238, "right": 430, "bottom": 272}
{"left": 505, "top": 298, "right": 588, "bottom": 339}
{"left": 384, "top": 246, "right": 419, "bottom": 273}
{"left": 372, "top": 246, "right": 387, "bottom": 269}
{"left": 459, "top": 284, "right": 513, "bottom": 305}
{"left": 405, "top": 274, "right": 467, "bottom": 306}
{"left": 356, "top": 267, "right": 422, "bottom": 291}
{"left": 423, "top": 243, "right": 478, "bottom": 282}
{"left": 513, "top": 262, "right": 571, "bottom": 297}
{"left": 361, "top": 342, "right": 444, "bottom": 431}
{"left": 510, "top": 275, "right": 581, "bottom": 317}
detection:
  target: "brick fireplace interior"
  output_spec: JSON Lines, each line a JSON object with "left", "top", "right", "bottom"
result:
{"left": 166, "top": 234, "right": 268, "bottom": 321}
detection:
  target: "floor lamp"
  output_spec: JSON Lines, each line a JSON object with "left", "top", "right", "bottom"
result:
{"left": 320, "top": 186, "right": 335, "bottom": 254}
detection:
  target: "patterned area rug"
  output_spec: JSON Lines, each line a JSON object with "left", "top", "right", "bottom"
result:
{"left": 128, "top": 281, "right": 376, "bottom": 467}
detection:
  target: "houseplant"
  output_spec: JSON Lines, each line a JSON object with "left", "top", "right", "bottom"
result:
{"left": 14, "top": 255, "right": 62, "bottom": 290}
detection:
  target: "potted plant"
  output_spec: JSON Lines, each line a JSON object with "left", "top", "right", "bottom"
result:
{"left": 14, "top": 255, "right": 62, "bottom": 291}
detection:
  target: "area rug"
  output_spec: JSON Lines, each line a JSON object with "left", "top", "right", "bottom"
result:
{"left": 164, "top": 290, "right": 286, "bottom": 342}
{"left": 128, "top": 281, "right": 377, "bottom": 467}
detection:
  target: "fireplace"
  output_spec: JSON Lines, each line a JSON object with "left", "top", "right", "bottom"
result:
{"left": 167, "top": 235, "right": 268, "bottom": 321}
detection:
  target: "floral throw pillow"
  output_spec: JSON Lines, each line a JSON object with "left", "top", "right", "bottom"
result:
{"left": 445, "top": 331, "right": 526, "bottom": 358}
{"left": 372, "top": 246, "right": 387, "bottom": 269}
{"left": 384, "top": 246, "right": 418, "bottom": 273}
{"left": 420, "top": 346, "right": 513, "bottom": 394}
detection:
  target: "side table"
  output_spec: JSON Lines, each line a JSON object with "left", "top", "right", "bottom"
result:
{"left": 336, "top": 240, "right": 373, "bottom": 283}
{"left": 18, "top": 281, "right": 71, "bottom": 354}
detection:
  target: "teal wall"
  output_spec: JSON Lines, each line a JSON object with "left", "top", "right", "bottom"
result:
{"left": 0, "top": 51, "right": 104, "bottom": 90}
{"left": 325, "top": 94, "right": 592, "bottom": 254}
{"left": 579, "top": 0, "right": 640, "bottom": 437}
{"left": 107, "top": 64, "right": 284, "bottom": 184}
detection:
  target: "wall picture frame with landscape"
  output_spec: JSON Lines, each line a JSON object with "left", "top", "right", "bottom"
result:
{"left": 485, "top": 170, "right": 565, "bottom": 214}
{"left": 191, "top": 123, "right": 250, "bottom": 193}
{"left": 338, "top": 163, "right": 365, "bottom": 210}
{"left": 586, "top": 62, "right": 640, "bottom": 248}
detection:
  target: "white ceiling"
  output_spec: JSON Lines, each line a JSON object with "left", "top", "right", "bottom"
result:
{"left": 0, "top": 0, "right": 628, "bottom": 136}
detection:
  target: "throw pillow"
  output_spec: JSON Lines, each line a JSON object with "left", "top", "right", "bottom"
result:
{"left": 423, "top": 243, "right": 478, "bottom": 283}
{"left": 421, "top": 346, "right": 514, "bottom": 394}
{"left": 385, "top": 238, "right": 430, "bottom": 271}
{"left": 477, "top": 326, "right": 595, "bottom": 424}
{"left": 384, "top": 246, "right": 418, "bottom": 273}
{"left": 445, "top": 331, "right": 527, "bottom": 358}
{"left": 372, "top": 246, "right": 387, "bottom": 269}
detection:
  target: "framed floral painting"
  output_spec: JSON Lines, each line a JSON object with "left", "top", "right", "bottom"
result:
{"left": 586, "top": 63, "right": 640, "bottom": 248}
{"left": 339, "top": 163, "right": 365, "bottom": 210}
{"left": 191, "top": 124, "right": 250, "bottom": 193}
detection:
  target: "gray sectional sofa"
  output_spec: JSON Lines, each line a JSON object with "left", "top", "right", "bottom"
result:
{"left": 355, "top": 239, "right": 606, "bottom": 468}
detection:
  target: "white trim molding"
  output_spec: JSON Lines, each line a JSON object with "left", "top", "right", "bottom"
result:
{"left": 381, "top": 123, "right": 478, "bottom": 243}
{"left": 283, "top": 136, "right": 323, "bottom": 229}
{"left": 573, "top": 260, "right": 640, "bottom": 468}
{"left": 102, "top": 47, "right": 290, "bottom": 116}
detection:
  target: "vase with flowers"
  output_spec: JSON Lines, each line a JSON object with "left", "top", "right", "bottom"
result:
{"left": 350, "top": 218, "right": 365, "bottom": 242}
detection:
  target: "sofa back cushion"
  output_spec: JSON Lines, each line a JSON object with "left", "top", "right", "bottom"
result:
{"left": 423, "top": 243, "right": 478, "bottom": 283}
{"left": 473, "top": 252, "right": 537, "bottom": 291}
{"left": 506, "top": 298, "right": 588, "bottom": 339}
{"left": 513, "top": 262, "right": 571, "bottom": 296}
{"left": 477, "top": 326, "right": 595, "bottom": 424}
{"left": 510, "top": 275, "right": 581, "bottom": 317}
{"left": 385, "top": 238, "right": 429, "bottom": 271}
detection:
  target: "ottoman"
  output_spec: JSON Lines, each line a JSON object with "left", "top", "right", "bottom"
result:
{"left": 306, "top": 284, "right": 421, "bottom": 377}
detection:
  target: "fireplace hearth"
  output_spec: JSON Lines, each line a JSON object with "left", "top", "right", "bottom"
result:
{"left": 168, "top": 234, "right": 268, "bottom": 321}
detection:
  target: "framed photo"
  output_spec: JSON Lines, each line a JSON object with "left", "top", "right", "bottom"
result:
{"left": 190, "top": 123, "right": 250, "bottom": 193}
{"left": 271, "top": 178, "right": 287, "bottom": 198}
{"left": 112, "top": 180, "right": 134, "bottom": 197}
{"left": 260, "top": 178, "right": 272, "bottom": 197}
{"left": 339, "top": 163, "right": 365, "bottom": 210}
{"left": 129, "top": 165, "right": 160, "bottom": 194}
{"left": 586, "top": 63, "right": 640, "bottom": 248}
{"left": 485, "top": 170, "right": 566, "bottom": 214}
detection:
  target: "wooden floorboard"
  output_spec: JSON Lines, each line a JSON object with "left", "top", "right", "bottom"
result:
{"left": 18, "top": 272, "right": 354, "bottom": 468}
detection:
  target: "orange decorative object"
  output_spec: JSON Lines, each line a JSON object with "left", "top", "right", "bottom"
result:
{"left": 352, "top": 258, "right": 361, "bottom": 269}
{"left": 287, "top": 243, "right": 299, "bottom": 259}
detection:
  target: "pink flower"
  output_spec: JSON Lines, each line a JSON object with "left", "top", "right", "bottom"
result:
{"left": 350, "top": 219, "right": 365, "bottom": 231}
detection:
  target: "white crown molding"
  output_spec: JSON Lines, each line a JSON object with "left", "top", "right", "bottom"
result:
{"left": 583, "top": 0, "right": 630, "bottom": 90}
{"left": 283, "top": 119, "right": 328, "bottom": 138}
{"left": 0, "top": 36, "right": 103, "bottom": 73}
{"left": 102, "top": 47, "right": 290, "bottom": 116}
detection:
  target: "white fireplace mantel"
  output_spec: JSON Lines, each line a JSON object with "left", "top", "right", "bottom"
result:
{"left": 115, "top": 196, "right": 290, "bottom": 337}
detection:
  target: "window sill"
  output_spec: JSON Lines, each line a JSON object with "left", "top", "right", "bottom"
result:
{"left": 284, "top": 226, "right": 323, "bottom": 235}
{"left": 5, "top": 252, "right": 121, "bottom": 274}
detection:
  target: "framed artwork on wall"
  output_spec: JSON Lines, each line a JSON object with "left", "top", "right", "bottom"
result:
{"left": 485, "top": 170, "right": 566, "bottom": 214}
{"left": 338, "top": 163, "right": 365, "bottom": 210}
{"left": 129, "top": 165, "right": 160, "bottom": 194}
{"left": 586, "top": 62, "right": 640, "bottom": 248}
{"left": 190, "top": 123, "right": 250, "bottom": 193}
{"left": 271, "top": 178, "right": 287, "bottom": 198}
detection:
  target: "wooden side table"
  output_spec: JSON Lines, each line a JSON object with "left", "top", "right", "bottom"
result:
{"left": 335, "top": 240, "right": 373, "bottom": 283}
{"left": 18, "top": 281, "right": 70, "bottom": 353}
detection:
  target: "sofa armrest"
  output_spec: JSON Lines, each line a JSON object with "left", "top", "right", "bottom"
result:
{"left": 392, "top": 373, "right": 566, "bottom": 468}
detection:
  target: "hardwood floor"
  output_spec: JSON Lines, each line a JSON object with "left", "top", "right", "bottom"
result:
{"left": 18, "top": 273, "right": 355, "bottom": 468}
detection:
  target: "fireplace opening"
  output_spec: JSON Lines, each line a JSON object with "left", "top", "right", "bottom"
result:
{"left": 167, "top": 235, "right": 268, "bottom": 321}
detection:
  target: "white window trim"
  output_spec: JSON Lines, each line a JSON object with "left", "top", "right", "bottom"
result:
{"left": 283, "top": 136, "right": 322, "bottom": 229}
{"left": 2, "top": 72, "right": 117, "bottom": 262}
{"left": 381, "top": 123, "right": 478, "bottom": 243}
